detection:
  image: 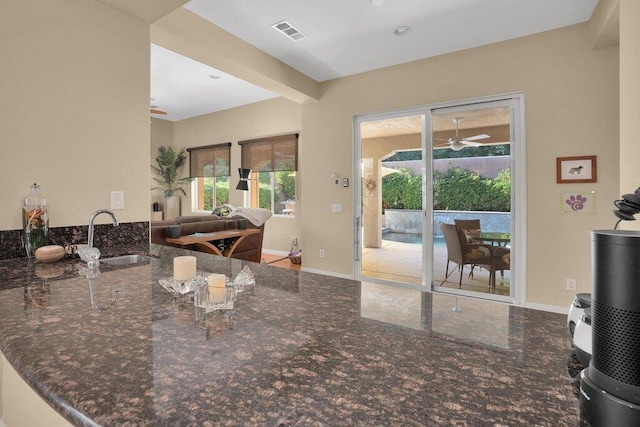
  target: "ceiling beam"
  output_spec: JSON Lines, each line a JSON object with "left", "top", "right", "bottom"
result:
{"left": 91, "top": 0, "right": 190, "bottom": 24}
{"left": 589, "top": 0, "right": 620, "bottom": 49}
{"left": 151, "top": 7, "right": 320, "bottom": 105}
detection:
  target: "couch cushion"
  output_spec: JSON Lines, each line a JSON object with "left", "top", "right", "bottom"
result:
{"left": 175, "top": 215, "right": 212, "bottom": 224}
{"left": 181, "top": 220, "right": 228, "bottom": 236}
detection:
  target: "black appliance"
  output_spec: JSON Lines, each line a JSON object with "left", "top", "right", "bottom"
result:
{"left": 580, "top": 230, "right": 640, "bottom": 425}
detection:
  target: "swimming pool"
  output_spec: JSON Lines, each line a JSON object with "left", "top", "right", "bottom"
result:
{"left": 382, "top": 232, "right": 444, "bottom": 246}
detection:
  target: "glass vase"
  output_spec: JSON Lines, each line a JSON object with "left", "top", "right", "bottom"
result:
{"left": 22, "top": 183, "right": 49, "bottom": 259}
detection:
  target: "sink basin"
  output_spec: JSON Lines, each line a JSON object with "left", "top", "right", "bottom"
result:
{"left": 101, "top": 254, "right": 153, "bottom": 266}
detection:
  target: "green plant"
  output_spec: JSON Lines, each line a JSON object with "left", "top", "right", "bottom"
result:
{"left": 432, "top": 167, "right": 511, "bottom": 211}
{"left": 380, "top": 166, "right": 511, "bottom": 212}
{"left": 151, "top": 146, "right": 193, "bottom": 197}
{"left": 381, "top": 168, "right": 422, "bottom": 210}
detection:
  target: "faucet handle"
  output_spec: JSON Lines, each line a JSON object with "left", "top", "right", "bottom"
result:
{"left": 78, "top": 246, "right": 101, "bottom": 267}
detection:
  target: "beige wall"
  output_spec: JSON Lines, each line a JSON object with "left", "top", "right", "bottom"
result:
{"left": 2, "top": 0, "right": 624, "bottom": 309}
{"left": 172, "top": 97, "right": 303, "bottom": 253}
{"left": 619, "top": 0, "right": 640, "bottom": 228}
{"left": 300, "top": 23, "right": 619, "bottom": 307}
{"left": 0, "top": 0, "right": 150, "bottom": 230}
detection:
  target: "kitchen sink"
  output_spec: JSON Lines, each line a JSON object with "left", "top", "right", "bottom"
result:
{"left": 101, "top": 254, "right": 153, "bottom": 266}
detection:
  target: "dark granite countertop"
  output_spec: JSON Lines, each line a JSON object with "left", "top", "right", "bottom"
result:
{"left": 0, "top": 244, "right": 581, "bottom": 425}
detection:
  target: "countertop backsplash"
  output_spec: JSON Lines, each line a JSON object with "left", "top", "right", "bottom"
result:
{"left": 0, "top": 221, "right": 149, "bottom": 260}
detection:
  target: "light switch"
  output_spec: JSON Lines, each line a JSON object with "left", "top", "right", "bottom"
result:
{"left": 111, "top": 191, "right": 124, "bottom": 210}
{"left": 331, "top": 204, "right": 342, "bottom": 213}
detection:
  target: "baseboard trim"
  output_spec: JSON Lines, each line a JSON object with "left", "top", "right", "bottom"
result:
{"left": 262, "top": 249, "right": 289, "bottom": 257}
{"left": 300, "top": 266, "right": 353, "bottom": 280}
{"left": 525, "top": 302, "right": 568, "bottom": 315}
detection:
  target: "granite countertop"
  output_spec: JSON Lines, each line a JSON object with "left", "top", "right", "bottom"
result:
{"left": 0, "top": 244, "right": 581, "bottom": 425}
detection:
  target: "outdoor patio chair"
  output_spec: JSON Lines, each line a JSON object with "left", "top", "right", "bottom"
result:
{"left": 492, "top": 246, "right": 511, "bottom": 290}
{"left": 454, "top": 218, "right": 491, "bottom": 273}
{"left": 439, "top": 222, "right": 494, "bottom": 289}
{"left": 454, "top": 219, "right": 482, "bottom": 240}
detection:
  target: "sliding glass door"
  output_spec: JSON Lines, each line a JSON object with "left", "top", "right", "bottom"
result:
{"left": 430, "top": 96, "right": 524, "bottom": 304}
{"left": 354, "top": 93, "right": 525, "bottom": 305}
{"left": 355, "top": 109, "right": 426, "bottom": 286}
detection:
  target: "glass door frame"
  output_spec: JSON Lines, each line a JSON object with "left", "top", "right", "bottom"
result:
{"left": 354, "top": 92, "right": 526, "bottom": 306}
{"left": 427, "top": 93, "right": 526, "bottom": 305}
{"left": 353, "top": 106, "right": 428, "bottom": 288}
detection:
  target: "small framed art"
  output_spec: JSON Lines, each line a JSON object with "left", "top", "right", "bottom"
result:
{"left": 561, "top": 191, "right": 596, "bottom": 214}
{"left": 556, "top": 155, "right": 597, "bottom": 184}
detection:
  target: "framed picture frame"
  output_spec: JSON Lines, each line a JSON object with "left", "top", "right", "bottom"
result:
{"left": 561, "top": 191, "right": 596, "bottom": 214}
{"left": 556, "top": 155, "right": 597, "bottom": 184}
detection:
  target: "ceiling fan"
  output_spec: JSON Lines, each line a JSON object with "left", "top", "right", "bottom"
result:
{"left": 434, "top": 117, "right": 489, "bottom": 151}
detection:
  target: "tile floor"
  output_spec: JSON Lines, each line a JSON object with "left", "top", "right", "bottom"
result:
{"left": 362, "top": 239, "right": 511, "bottom": 296}
{"left": 261, "top": 253, "right": 302, "bottom": 271}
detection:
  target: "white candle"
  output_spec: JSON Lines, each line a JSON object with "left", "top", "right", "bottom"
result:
{"left": 173, "top": 256, "right": 196, "bottom": 281}
{"left": 208, "top": 273, "right": 226, "bottom": 302}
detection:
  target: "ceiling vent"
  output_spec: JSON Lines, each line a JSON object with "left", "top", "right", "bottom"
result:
{"left": 272, "top": 20, "right": 306, "bottom": 41}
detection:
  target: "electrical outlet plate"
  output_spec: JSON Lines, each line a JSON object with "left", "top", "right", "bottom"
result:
{"left": 319, "top": 249, "right": 325, "bottom": 258}
{"left": 566, "top": 278, "right": 577, "bottom": 291}
{"left": 110, "top": 191, "right": 124, "bottom": 210}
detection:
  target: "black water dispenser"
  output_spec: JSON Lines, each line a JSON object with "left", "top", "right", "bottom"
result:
{"left": 580, "top": 230, "right": 640, "bottom": 425}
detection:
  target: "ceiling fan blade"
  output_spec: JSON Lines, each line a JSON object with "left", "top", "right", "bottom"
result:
{"left": 150, "top": 108, "right": 167, "bottom": 115}
{"left": 433, "top": 141, "right": 452, "bottom": 148}
{"left": 461, "top": 140, "right": 484, "bottom": 147}
{"left": 462, "top": 133, "right": 489, "bottom": 141}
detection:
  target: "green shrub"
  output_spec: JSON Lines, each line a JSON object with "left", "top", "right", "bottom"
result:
{"left": 203, "top": 177, "right": 229, "bottom": 211}
{"left": 381, "top": 167, "right": 511, "bottom": 212}
{"left": 381, "top": 168, "right": 422, "bottom": 210}
{"left": 433, "top": 167, "right": 510, "bottom": 211}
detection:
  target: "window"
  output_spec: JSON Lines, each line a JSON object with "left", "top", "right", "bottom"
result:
{"left": 192, "top": 176, "right": 229, "bottom": 211}
{"left": 250, "top": 171, "right": 296, "bottom": 215}
{"left": 187, "top": 143, "right": 231, "bottom": 212}
{"left": 239, "top": 133, "right": 298, "bottom": 216}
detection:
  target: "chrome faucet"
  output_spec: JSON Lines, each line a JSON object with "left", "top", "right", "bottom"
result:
{"left": 88, "top": 209, "right": 119, "bottom": 249}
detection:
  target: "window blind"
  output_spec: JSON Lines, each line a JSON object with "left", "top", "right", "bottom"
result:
{"left": 187, "top": 143, "right": 231, "bottom": 177}
{"left": 238, "top": 133, "right": 298, "bottom": 172}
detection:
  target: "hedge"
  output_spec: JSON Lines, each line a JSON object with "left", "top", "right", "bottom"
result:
{"left": 381, "top": 167, "right": 511, "bottom": 212}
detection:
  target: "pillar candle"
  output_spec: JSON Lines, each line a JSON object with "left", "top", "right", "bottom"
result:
{"left": 208, "top": 273, "right": 226, "bottom": 302}
{"left": 173, "top": 256, "right": 196, "bottom": 281}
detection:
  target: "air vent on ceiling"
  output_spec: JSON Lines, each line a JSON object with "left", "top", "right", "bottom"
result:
{"left": 272, "top": 20, "right": 306, "bottom": 41}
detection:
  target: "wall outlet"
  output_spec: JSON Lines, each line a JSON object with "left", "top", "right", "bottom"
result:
{"left": 566, "top": 278, "right": 577, "bottom": 291}
{"left": 291, "top": 236, "right": 297, "bottom": 245}
{"left": 319, "top": 249, "right": 325, "bottom": 258}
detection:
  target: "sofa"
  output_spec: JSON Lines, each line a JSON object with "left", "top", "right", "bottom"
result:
{"left": 151, "top": 215, "right": 264, "bottom": 263}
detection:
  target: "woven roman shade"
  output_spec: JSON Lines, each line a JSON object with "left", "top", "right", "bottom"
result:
{"left": 238, "top": 133, "right": 298, "bottom": 172}
{"left": 187, "top": 143, "right": 231, "bottom": 177}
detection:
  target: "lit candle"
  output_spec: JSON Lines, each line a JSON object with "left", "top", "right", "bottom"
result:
{"left": 208, "top": 273, "right": 226, "bottom": 302}
{"left": 173, "top": 256, "right": 196, "bottom": 281}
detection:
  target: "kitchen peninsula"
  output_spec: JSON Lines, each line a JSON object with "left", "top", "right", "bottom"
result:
{"left": 0, "top": 245, "right": 580, "bottom": 425}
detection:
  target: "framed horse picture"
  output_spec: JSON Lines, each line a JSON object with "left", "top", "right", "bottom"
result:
{"left": 556, "top": 155, "right": 597, "bottom": 184}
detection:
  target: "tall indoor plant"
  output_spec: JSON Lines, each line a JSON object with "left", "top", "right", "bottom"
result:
{"left": 151, "top": 146, "right": 192, "bottom": 220}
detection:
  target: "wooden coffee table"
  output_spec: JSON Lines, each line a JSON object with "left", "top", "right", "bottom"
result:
{"left": 166, "top": 228, "right": 261, "bottom": 257}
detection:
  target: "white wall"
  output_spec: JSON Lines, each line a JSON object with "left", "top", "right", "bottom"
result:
{"left": 0, "top": 0, "right": 150, "bottom": 230}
